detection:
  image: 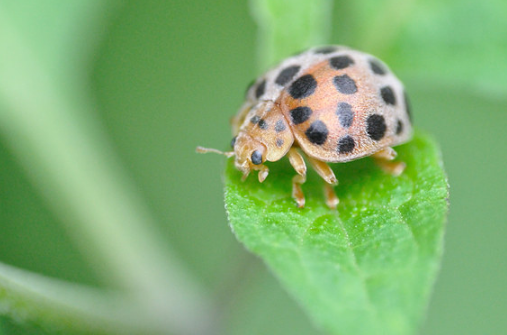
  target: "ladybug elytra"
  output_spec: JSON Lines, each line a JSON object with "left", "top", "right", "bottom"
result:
{"left": 198, "top": 45, "right": 412, "bottom": 209}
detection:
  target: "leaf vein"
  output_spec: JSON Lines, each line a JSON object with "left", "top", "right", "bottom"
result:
{"left": 332, "top": 213, "right": 380, "bottom": 325}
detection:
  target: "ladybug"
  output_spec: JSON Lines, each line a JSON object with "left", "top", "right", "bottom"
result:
{"left": 197, "top": 45, "right": 412, "bottom": 209}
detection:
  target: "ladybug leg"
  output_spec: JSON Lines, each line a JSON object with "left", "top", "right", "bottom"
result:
{"left": 373, "top": 147, "right": 406, "bottom": 176}
{"left": 323, "top": 184, "right": 339, "bottom": 210}
{"left": 306, "top": 156, "right": 338, "bottom": 185}
{"left": 305, "top": 156, "right": 339, "bottom": 209}
{"left": 373, "top": 146, "right": 397, "bottom": 160}
{"left": 288, "top": 148, "right": 307, "bottom": 208}
{"left": 257, "top": 165, "right": 269, "bottom": 183}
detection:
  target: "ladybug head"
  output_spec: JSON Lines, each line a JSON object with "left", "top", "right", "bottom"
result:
{"left": 231, "top": 133, "right": 269, "bottom": 182}
{"left": 196, "top": 132, "right": 269, "bottom": 182}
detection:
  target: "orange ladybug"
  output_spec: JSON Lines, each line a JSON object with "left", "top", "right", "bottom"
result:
{"left": 197, "top": 45, "right": 412, "bottom": 209}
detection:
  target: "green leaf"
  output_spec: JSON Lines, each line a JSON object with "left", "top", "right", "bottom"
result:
{"left": 0, "top": 262, "right": 154, "bottom": 335}
{"left": 330, "top": 0, "right": 507, "bottom": 96}
{"left": 250, "top": 0, "right": 333, "bottom": 70}
{"left": 0, "top": 1, "right": 211, "bottom": 333}
{"left": 225, "top": 131, "right": 448, "bottom": 335}
{"left": 393, "top": 0, "right": 507, "bottom": 96}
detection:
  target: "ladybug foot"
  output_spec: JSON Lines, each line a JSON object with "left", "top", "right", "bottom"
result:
{"left": 376, "top": 160, "right": 406, "bottom": 177}
{"left": 373, "top": 147, "right": 406, "bottom": 176}
{"left": 292, "top": 174, "right": 306, "bottom": 208}
{"left": 288, "top": 148, "right": 307, "bottom": 208}
{"left": 324, "top": 184, "right": 339, "bottom": 210}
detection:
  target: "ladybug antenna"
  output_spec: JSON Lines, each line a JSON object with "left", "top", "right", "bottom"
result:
{"left": 196, "top": 146, "right": 235, "bottom": 158}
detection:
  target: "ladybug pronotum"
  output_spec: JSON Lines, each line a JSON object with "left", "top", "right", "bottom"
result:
{"left": 197, "top": 45, "right": 412, "bottom": 209}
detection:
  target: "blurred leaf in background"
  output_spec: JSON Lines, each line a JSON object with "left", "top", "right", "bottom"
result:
{"left": 0, "top": 0, "right": 212, "bottom": 334}
{"left": 0, "top": 0, "right": 109, "bottom": 287}
{"left": 0, "top": 0, "right": 506, "bottom": 334}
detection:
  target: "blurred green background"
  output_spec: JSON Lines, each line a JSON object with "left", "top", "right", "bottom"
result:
{"left": 0, "top": 0, "right": 506, "bottom": 334}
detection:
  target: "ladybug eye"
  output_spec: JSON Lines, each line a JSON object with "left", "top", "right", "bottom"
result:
{"left": 231, "top": 136, "right": 237, "bottom": 148}
{"left": 251, "top": 150, "right": 262, "bottom": 165}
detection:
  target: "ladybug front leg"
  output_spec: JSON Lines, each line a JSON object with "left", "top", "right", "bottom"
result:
{"left": 373, "top": 147, "right": 406, "bottom": 176}
{"left": 288, "top": 148, "right": 307, "bottom": 208}
{"left": 305, "top": 156, "right": 339, "bottom": 210}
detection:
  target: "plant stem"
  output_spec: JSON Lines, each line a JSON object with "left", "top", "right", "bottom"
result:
{"left": 249, "top": 0, "right": 333, "bottom": 71}
{"left": 0, "top": 261, "right": 155, "bottom": 334}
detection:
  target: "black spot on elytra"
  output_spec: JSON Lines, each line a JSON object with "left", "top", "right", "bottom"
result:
{"left": 314, "top": 46, "right": 339, "bottom": 54}
{"left": 275, "top": 65, "right": 300, "bottom": 86}
{"left": 250, "top": 115, "right": 260, "bottom": 124}
{"left": 289, "top": 75, "right": 317, "bottom": 99}
{"left": 290, "top": 106, "right": 312, "bottom": 124}
{"left": 255, "top": 79, "right": 266, "bottom": 99}
{"left": 231, "top": 136, "right": 237, "bottom": 147}
{"left": 366, "top": 114, "right": 387, "bottom": 141}
{"left": 251, "top": 150, "right": 262, "bottom": 165}
{"left": 333, "top": 75, "right": 357, "bottom": 94}
{"left": 276, "top": 138, "right": 284, "bottom": 147}
{"left": 337, "top": 135, "right": 355, "bottom": 153}
{"left": 305, "top": 120, "right": 328, "bottom": 145}
{"left": 404, "top": 91, "right": 412, "bottom": 122}
{"left": 381, "top": 86, "right": 396, "bottom": 105}
{"left": 329, "top": 56, "right": 354, "bottom": 70}
{"left": 336, "top": 102, "right": 354, "bottom": 128}
{"left": 369, "top": 59, "right": 387, "bottom": 75}
{"left": 275, "top": 119, "right": 286, "bottom": 132}
{"left": 396, "top": 119, "right": 403, "bottom": 135}
{"left": 258, "top": 119, "right": 268, "bottom": 130}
